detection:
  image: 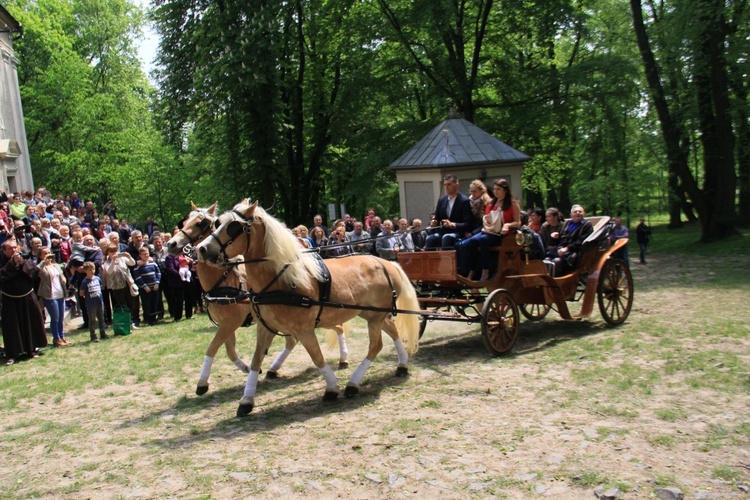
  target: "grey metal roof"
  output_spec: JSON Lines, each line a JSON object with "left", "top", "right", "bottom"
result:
{"left": 390, "top": 114, "right": 531, "bottom": 169}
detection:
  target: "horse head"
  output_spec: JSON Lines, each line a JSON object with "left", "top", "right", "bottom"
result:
{"left": 197, "top": 199, "right": 319, "bottom": 289}
{"left": 196, "top": 199, "right": 259, "bottom": 265}
{"left": 167, "top": 201, "right": 218, "bottom": 256}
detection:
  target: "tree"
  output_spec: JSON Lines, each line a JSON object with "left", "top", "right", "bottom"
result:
{"left": 631, "top": 0, "right": 743, "bottom": 240}
{"left": 9, "top": 0, "right": 182, "bottom": 226}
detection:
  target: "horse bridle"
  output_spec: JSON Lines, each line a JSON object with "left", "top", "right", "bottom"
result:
{"left": 177, "top": 213, "right": 214, "bottom": 255}
{"left": 206, "top": 209, "right": 255, "bottom": 266}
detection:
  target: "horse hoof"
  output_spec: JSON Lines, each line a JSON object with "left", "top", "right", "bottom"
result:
{"left": 395, "top": 366, "right": 409, "bottom": 378}
{"left": 322, "top": 390, "right": 339, "bottom": 402}
{"left": 236, "top": 403, "right": 254, "bottom": 417}
{"left": 338, "top": 361, "right": 349, "bottom": 370}
{"left": 196, "top": 385, "right": 209, "bottom": 396}
{"left": 266, "top": 370, "right": 278, "bottom": 380}
{"left": 344, "top": 385, "right": 359, "bottom": 398}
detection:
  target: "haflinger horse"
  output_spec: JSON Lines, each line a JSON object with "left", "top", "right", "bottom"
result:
{"left": 167, "top": 202, "right": 351, "bottom": 397}
{"left": 195, "top": 199, "right": 420, "bottom": 416}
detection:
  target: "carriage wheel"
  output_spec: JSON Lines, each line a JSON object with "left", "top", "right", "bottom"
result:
{"left": 597, "top": 258, "right": 634, "bottom": 326}
{"left": 520, "top": 303, "right": 551, "bottom": 321}
{"left": 481, "top": 289, "right": 519, "bottom": 356}
{"left": 418, "top": 314, "right": 427, "bottom": 339}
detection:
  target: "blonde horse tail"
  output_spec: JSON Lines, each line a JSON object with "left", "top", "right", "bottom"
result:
{"left": 392, "top": 263, "right": 420, "bottom": 355}
{"left": 323, "top": 321, "right": 350, "bottom": 350}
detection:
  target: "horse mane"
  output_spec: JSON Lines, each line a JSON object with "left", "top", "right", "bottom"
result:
{"left": 248, "top": 204, "right": 323, "bottom": 289}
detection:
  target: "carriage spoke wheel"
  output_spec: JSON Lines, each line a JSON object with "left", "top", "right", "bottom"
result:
{"left": 520, "top": 303, "right": 551, "bottom": 321}
{"left": 597, "top": 258, "right": 634, "bottom": 326}
{"left": 481, "top": 289, "right": 519, "bottom": 356}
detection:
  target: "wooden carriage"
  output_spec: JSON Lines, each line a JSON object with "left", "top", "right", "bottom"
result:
{"left": 397, "top": 217, "right": 634, "bottom": 355}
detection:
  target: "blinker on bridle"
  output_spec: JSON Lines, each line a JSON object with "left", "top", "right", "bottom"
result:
{"left": 207, "top": 209, "right": 253, "bottom": 266}
{"left": 177, "top": 214, "right": 213, "bottom": 254}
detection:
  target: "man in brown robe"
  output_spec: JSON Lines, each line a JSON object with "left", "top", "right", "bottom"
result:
{"left": 1, "top": 239, "right": 47, "bottom": 365}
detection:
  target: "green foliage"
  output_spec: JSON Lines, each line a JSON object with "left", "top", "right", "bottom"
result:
{"left": 8, "top": 0, "right": 187, "bottom": 228}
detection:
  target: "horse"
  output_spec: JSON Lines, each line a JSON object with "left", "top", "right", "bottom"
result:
{"left": 195, "top": 199, "right": 420, "bottom": 417}
{"left": 167, "top": 202, "right": 351, "bottom": 396}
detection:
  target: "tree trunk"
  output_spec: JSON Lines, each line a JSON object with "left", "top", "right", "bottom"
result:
{"left": 728, "top": 62, "right": 750, "bottom": 225}
{"left": 693, "top": 0, "right": 738, "bottom": 241}
{"left": 631, "top": 0, "right": 703, "bottom": 229}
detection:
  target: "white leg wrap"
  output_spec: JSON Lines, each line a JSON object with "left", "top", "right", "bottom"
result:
{"left": 338, "top": 333, "right": 349, "bottom": 362}
{"left": 319, "top": 364, "right": 339, "bottom": 390}
{"left": 269, "top": 347, "right": 292, "bottom": 372}
{"left": 349, "top": 359, "right": 372, "bottom": 387}
{"left": 243, "top": 370, "right": 260, "bottom": 400}
{"left": 233, "top": 357, "right": 249, "bottom": 373}
{"left": 199, "top": 356, "right": 214, "bottom": 382}
{"left": 393, "top": 339, "right": 409, "bottom": 366}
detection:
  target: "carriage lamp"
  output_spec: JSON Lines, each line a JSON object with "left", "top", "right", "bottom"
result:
{"left": 515, "top": 229, "right": 534, "bottom": 264}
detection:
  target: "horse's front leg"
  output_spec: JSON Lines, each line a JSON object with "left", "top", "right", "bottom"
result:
{"left": 223, "top": 331, "right": 249, "bottom": 373}
{"left": 197, "top": 322, "right": 239, "bottom": 396}
{"left": 345, "top": 318, "right": 386, "bottom": 398}
{"left": 265, "top": 334, "right": 297, "bottom": 379}
{"left": 297, "top": 331, "right": 339, "bottom": 401}
{"left": 237, "top": 325, "right": 277, "bottom": 417}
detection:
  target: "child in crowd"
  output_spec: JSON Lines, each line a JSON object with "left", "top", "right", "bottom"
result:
{"left": 134, "top": 247, "right": 161, "bottom": 326}
{"left": 177, "top": 253, "right": 193, "bottom": 282}
{"left": 79, "top": 261, "right": 108, "bottom": 342}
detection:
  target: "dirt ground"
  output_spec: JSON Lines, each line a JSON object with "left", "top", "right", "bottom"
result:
{"left": 2, "top": 253, "right": 749, "bottom": 499}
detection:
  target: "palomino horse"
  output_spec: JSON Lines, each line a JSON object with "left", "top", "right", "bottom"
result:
{"left": 167, "top": 202, "right": 351, "bottom": 396}
{"left": 196, "top": 200, "right": 420, "bottom": 416}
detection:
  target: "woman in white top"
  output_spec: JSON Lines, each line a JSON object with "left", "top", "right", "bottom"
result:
{"left": 37, "top": 248, "right": 69, "bottom": 347}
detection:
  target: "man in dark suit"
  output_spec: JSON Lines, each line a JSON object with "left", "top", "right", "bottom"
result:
{"left": 424, "top": 175, "right": 474, "bottom": 249}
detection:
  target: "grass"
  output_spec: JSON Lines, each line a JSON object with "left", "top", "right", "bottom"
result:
{"left": 0, "top": 220, "right": 748, "bottom": 497}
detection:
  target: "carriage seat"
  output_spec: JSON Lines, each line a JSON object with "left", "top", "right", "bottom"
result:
{"left": 581, "top": 216, "right": 611, "bottom": 248}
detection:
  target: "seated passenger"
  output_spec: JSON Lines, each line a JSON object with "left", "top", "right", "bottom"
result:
{"left": 552, "top": 205, "right": 594, "bottom": 276}
{"left": 424, "top": 175, "right": 473, "bottom": 250}
{"left": 456, "top": 178, "right": 521, "bottom": 282}
{"left": 519, "top": 211, "right": 545, "bottom": 261}
{"left": 528, "top": 207, "right": 544, "bottom": 232}
{"left": 539, "top": 207, "right": 563, "bottom": 258}
{"left": 468, "top": 179, "right": 491, "bottom": 236}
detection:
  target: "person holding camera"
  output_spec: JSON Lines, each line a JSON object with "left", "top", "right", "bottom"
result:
{"left": 0, "top": 239, "right": 47, "bottom": 365}
{"left": 38, "top": 248, "right": 70, "bottom": 347}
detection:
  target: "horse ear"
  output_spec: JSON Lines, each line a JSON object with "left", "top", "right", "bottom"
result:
{"left": 245, "top": 200, "right": 258, "bottom": 218}
{"left": 241, "top": 198, "right": 249, "bottom": 205}
{"left": 208, "top": 202, "right": 218, "bottom": 215}
{"left": 190, "top": 200, "right": 198, "bottom": 211}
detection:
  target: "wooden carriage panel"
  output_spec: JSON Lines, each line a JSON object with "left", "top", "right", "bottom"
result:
{"left": 398, "top": 251, "right": 458, "bottom": 283}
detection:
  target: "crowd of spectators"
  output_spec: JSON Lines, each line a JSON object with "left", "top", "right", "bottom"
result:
{"left": 0, "top": 187, "right": 202, "bottom": 363}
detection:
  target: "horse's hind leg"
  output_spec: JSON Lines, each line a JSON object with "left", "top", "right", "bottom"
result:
{"left": 382, "top": 317, "right": 410, "bottom": 377}
{"left": 344, "top": 318, "right": 385, "bottom": 398}
{"left": 237, "top": 325, "right": 277, "bottom": 417}
{"left": 266, "top": 335, "right": 297, "bottom": 379}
